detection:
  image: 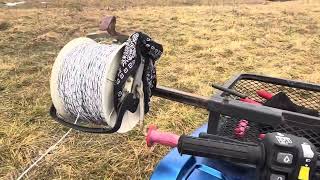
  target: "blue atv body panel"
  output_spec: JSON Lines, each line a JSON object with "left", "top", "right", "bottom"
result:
{"left": 150, "top": 124, "right": 257, "bottom": 180}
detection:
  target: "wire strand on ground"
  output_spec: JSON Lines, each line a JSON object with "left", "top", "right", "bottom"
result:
{"left": 16, "top": 114, "right": 79, "bottom": 180}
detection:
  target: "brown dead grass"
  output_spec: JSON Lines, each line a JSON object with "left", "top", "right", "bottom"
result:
{"left": 1, "top": 0, "right": 320, "bottom": 179}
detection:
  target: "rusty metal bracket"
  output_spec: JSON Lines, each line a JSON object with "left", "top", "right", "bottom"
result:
{"left": 99, "top": 16, "right": 118, "bottom": 36}
{"left": 86, "top": 16, "right": 129, "bottom": 43}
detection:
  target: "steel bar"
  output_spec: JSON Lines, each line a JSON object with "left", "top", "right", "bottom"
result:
{"left": 153, "top": 86, "right": 210, "bottom": 109}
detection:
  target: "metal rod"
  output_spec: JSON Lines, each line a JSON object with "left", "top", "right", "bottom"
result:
{"left": 211, "top": 84, "right": 247, "bottom": 98}
{"left": 153, "top": 86, "right": 210, "bottom": 109}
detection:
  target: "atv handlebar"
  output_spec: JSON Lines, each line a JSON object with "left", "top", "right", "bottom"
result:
{"left": 146, "top": 125, "right": 320, "bottom": 180}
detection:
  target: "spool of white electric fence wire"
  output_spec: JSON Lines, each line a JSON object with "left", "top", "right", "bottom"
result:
{"left": 50, "top": 37, "right": 142, "bottom": 133}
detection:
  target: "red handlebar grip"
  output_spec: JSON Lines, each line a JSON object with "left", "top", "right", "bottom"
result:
{"left": 146, "top": 125, "right": 180, "bottom": 148}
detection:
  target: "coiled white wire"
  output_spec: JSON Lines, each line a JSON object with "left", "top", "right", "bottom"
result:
{"left": 57, "top": 41, "right": 119, "bottom": 124}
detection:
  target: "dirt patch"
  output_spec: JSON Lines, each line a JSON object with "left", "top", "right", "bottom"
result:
{"left": 0, "top": 20, "right": 10, "bottom": 31}
{"left": 34, "top": 31, "right": 62, "bottom": 42}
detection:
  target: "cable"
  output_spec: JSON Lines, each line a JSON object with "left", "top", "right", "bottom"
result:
{"left": 57, "top": 41, "right": 119, "bottom": 124}
{"left": 16, "top": 115, "right": 79, "bottom": 180}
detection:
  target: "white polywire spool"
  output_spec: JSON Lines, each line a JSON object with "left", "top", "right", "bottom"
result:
{"left": 50, "top": 37, "right": 141, "bottom": 133}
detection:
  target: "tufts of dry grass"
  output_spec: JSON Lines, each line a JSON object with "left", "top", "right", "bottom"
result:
{"left": 1, "top": 0, "right": 320, "bottom": 179}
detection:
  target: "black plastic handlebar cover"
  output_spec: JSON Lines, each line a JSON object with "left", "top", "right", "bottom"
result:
{"left": 177, "top": 135, "right": 264, "bottom": 166}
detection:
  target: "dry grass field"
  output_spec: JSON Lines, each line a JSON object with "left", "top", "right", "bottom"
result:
{"left": 1, "top": 0, "right": 320, "bottom": 179}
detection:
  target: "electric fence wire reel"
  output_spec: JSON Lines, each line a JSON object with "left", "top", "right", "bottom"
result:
{"left": 50, "top": 32, "right": 163, "bottom": 133}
